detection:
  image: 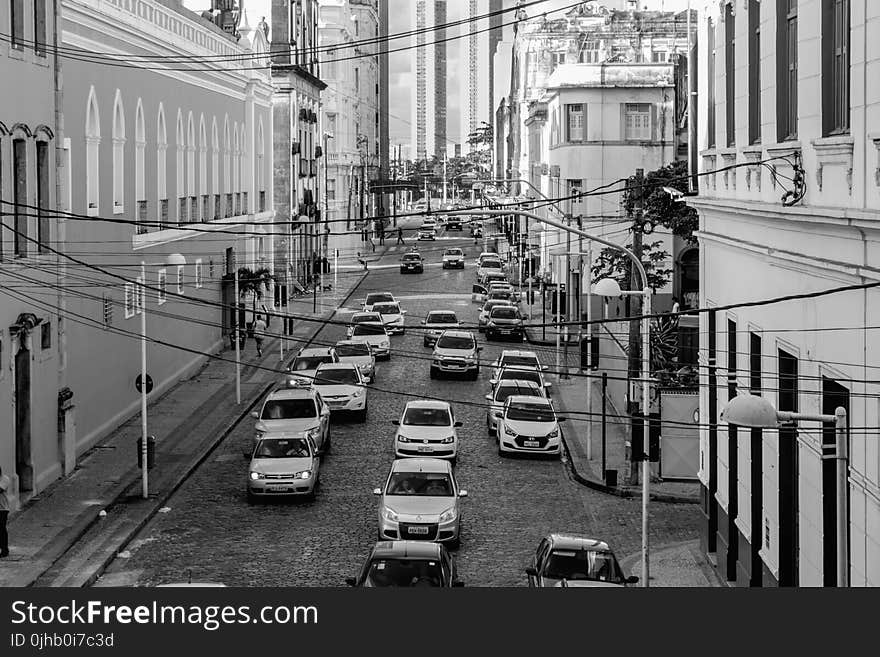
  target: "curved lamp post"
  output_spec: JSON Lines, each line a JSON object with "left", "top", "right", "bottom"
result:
{"left": 140, "top": 253, "right": 186, "bottom": 499}
{"left": 721, "top": 393, "right": 849, "bottom": 587}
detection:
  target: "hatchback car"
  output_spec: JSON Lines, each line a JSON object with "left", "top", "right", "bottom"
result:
{"left": 421, "top": 310, "right": 461, "bottom": 347}
{"left": 525, "top": 534, "right": 638, "bottom": 587}
{"left": 496, "top": 395, "right": 564, "bottom": 457}
{"left": 441, "top": 248, "right": 465, "bottom": 269}
{"left": 349, "top": 322, "right": 391, "bottom": 360}
{"left": 346, "top": 541, "right": 463, "bottom": 588}
{"left": 400, "top": 252, "right": 424, "bottom": 274}
{"left": 392, "top": 400, "right": 462, "bottom": 461}
{"left": 245, "top": 433, "right": 320, "bottom": 502}
{"left": 418, "top": 224, "right": 436, "bottom": 240}
{"left": 373, "top": 458, "right": 468, "bottom": 546}
{"left": 476, "top": 259, "right": 504, "bottom": 280}
{"left": 286, "top": 346, "right": 339, "bottom": 383}
{"left": 251, "top": 380, "right": 331, "bottom": 454}
{"left": 490, "top": 365, "right": 552, "bottom": 396}
{"left": 485, "top": 379, "right": 546, "bottom": 436}
{"left": 362, "top": 292, "right": 396, "bottom": 312}
{"left": 485, "top": 305, "right": 525, "bottom": 342}
{"left": 491, "top": 350, "right": 546, "bottom": 380}
{"left": 334, "top": 340, "right": 376, "bottom": 383}
{"left": 313, "top": 363, "right": 368, "bottom": 422}
{"left": 430, "top": 330, "right": 481, "bottom": 380}
{"left": 347, "top": 311, "right": 383, "bottom": 338}
{"left": 372, "top": 301, "right": 407, "bottom": 335}
{"left": 477, "top": 300, "right": 515, "bottom": 332}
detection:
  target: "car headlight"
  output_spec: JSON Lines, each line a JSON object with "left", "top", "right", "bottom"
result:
{"left": 352, "top": 389, "right": 364, "bottom": 398}
{"left": 438, "top": 508, "right": 457, "bottom": 523}
{"left": 357, "top": 362, "right": 371, "bottom": 370}
{"left": 547, "top": 428, "right": 559, "bottom": 438}
{"left": 433, "top": 359, "right": 443, "bottom": 366}
{"left": 255, "top": 430, "right": 266, "bottom": 440}
{"left": 504, "top": 424, "right": 517, "bottom": 437}
{"left": 397, "top": 435, "right": 412, "bottom": 443}
{"left": 296, "top": 470, "right": 312, "bottom": 480}
{"left": 307, "top": 427, "right": 321, "bottom": 440}
{"left": 381, "top": 341, "right": 390, "bottom": 348}
{"left": 440, "top": 436, "right": 455, "bottom": 444}
{"left": 382, "top": 507, "right": 399, "bottom": 522}
{"left": 249, "top": 471, "right": 264, "bottom": 481}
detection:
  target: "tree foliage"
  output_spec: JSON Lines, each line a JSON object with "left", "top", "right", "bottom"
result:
{"left": 590, "top": 238, "right": 673, "bottom": 292}
{"left": 622, "top": 160, "right": 699, "bottom": 244}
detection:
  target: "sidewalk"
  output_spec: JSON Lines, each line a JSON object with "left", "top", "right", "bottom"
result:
{"left": 0, "top": 265, "right": 375, "bottom": 587}
{"left": 620, "top": 540, "right": 726, "bottom": 587}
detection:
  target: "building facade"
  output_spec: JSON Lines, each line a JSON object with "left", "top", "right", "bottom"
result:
{"left": 460, "top": 0, "right": 491, "bottom": 155}
{"left": 0, "top": 0, "right": 66, "bottom": 508}
{"left": 60, "top": 0, "right": 273, "bottom": 459}
{"left": 692, "top": 0, "right": 879, "bottom": 587}
{"left": 411, "top": 0, "right": 447, "bottom": 160}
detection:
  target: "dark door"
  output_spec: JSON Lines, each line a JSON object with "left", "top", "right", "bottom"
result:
{"left": 15, "top": 342, "right": 33, "bottom": 492}
{"left": 778, "top": 348, "right": 799, "bottom": 586}
{"left": 821, "top": 377, "right": 849, "bottom": 587}
{"left": 707, "top": 311, "right": 718, "bottom": 553}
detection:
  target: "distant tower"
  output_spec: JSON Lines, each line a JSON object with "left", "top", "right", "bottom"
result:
{"left": 410, "top": 1, "right": 448, "bottom": 160}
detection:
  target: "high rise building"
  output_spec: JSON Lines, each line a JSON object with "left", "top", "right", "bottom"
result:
{"left": 410, "top": 0, "right": 447, "bottom": 161}
{"left": 460, "top": 0, "right": 491, "bottom": 155}
{"left": 487, "top": 0, "right": 504, "bottom": 129}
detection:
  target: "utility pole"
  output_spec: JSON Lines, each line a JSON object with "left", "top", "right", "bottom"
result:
{"left": 442, "top": 151, "right": 448, "bottom": 205}
{"left": 627, "top": 168, "right": 645, "bottom": 486}
{"left": 393, "top": 144, "right": 400, "bottom": 227}
{"left": 347, "top": 164, "right": 353, "bottom": 231}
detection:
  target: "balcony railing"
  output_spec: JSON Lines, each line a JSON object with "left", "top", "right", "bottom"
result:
{"left": 242, "top": 191, "right": 248, "bottom": 215}
{"left": 137, "top": 200, "right": 149, "bottom": 234}
{"left": 190, "top": 196, "right": 199, "bottom": 222}
{"left": 179, "top": 197, "right": 188, "bottom": 225}
{"left": 159, "top": 199, "right": 169, "bottom": 229}
{"left": 259, "top": 190, "right": 266, "bottom": 212}
{"left": 202, "top": 194, "right": 210, "bottom": 222}
{"left": 234, "top": 192, "right": 241, "bottom": 216}
{"left": 225, "top": 193, "right": 233, "bottom": 218}
{"left": 310, "top": 161, "right": 318, "bottom": 177}
{"left": 214, "top": 194, "right": 221, "bottom": 221}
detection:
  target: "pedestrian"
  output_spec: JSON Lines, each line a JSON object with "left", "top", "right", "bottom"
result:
{"left": 378, "top": 224, "right": 385, "bottom": 245}
{"left": 0, "top": 465, "right": 10, "bottom": 558}
{"left": 357, "top": 252, "right": 368, "bottom": 271}
{"left": 238, "top": 325, "right": 247, "bottom": 352}
{"left": 670, "top": 296, "right": 680, "bottom": 315}
{"left": 396, "top": 226, "right": 405, "bottom": 245}
{"left": 369, "top": 234, "right": 376, "bottom": 253}
{"left": 253, "top": 315, "right": 268, "bottom": 357}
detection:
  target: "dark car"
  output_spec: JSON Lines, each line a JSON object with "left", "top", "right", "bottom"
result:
{"left": 400, "top": 253, "right": 424, "bottom": 274}
{"left": 445, "top": 216, "right": 463, "bottom": 230}
{"left": 346, "top": 541, "right": 464, "bottom": 588}
{"left": 485, "top": 305, "right": 525, "bottom": 341}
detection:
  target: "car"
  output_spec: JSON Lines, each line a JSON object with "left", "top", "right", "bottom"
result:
{"left": 422, "top": 217, "right": 438, "bottom": 230}
{"left": 441, "top": 248, "right": 465, "bottom": 269}
{"left": 477, "top": 251, "right": 499, "bottom": 265}
{"left": 496, "top": 395, "right": 565, "bottom": 457}
{"left": 372, "top": 301, "right": 407, "bottom": 335}
{"left": 347, "top": 311, "right": 383, "bottom": 338}
{"left": 430, "top": 330, "right": 481, "bottom": 380}
{"left": 285, "top": 346, "right": 339, "bottom": 384}
{"left": 345, "top": 541, "right": 464, "bottom": 587}
{"left": 491, "top": 350, "right": 546, "bottom": 380}
{"left": 477, "top": 299, "right": 515, "bottom": 332}
{"left": 490, "top": 365, "right": 553, "bottom": 396}
{"left": 485, "top": 305, "right": 526, "bottom": 341}
{"left": 445, "top": 216, "right": 463, "bottom": 230}
{"left": 349, "top": 322, "right": 391, "bottom": 360}
{"left": 313, "top": 363, "right": 369, "bottom": 422}
{"left": 421, "top": 310, "right": 461, "bottom": 347}
{"left": 400, "top": 252, "right": 424, "bottom": 274}
{"left": 478, "top": 271, "right": 509, "bottom": 288}
{"left": 487, "top": 282, "right": 519, "bottom": 302}
{"left": 418, "top": 224, "right": 437, "bottom": 240}
{"left": 373, "top": 458, "right": 468, "bottom": 546}
{"left": 391, "top": 400, "right": 462, "bottom": 461}
{"left": 245, "top": 432, "right": 320, "bottom": 502}
{"left": 334, "top": 340, "right": 376, "bottom": 383}
{"left": 525, "top": 534, "right": 638, "bottom": 587}
{"left": 251, "top": 379, "right": 331, "bottom": 454}
{"left": 476, "top": 259, "right": 504, "bottom": 280}
{"left": 362, "top": 292, "right": 396, "bottom": 313}
{"left": 484, "top": 378, "right": 546, "bottom": 436}
{"left": 412, "top": 199, "right": 428, "bottom": 212}
{"left": 486, "top": 289, "right": 518, "bottom": 305}
{"left": 469, "top": 223, "right": 483, "bottom": 238}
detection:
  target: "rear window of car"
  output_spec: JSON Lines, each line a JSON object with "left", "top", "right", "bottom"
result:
{"left": 352, "top": 313, "right": 381, "bottom": 324}
{"left": 502, "top": 355, "right": 539, "bottom": 368}
{"left": 403, "top": 255, "right": 420, "bottom": 261}
{"left": 315, "top": 368, "right": 360, "bottom": 385}
{"left": 353, "top": 324, "right": 387, "bottom": 336}
{"left": 494, "top": 383, "right": 540, "bottom": 402}
{"left": 260, "top": 399, "right": 317, "bottom": 420}
{"left": 373, "top": 303, "right": 400, "bottom": 314}
{"left": 500, "top": 369, "right": 541, "bottom": 385}
{"left": 336, "top": 344, "right": 371, "bottom": 357}
{"left": 427, "top": 313, "right": 457, "bottom": 324}
{"left": 366, "top": 294, "right": 394, "bottom": 304}
{"left": 481, "top": 261, "right": 502, "bottom": 269}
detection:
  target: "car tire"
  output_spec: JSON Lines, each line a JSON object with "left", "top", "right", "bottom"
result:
{"left": 449, "top": 536, "right": 461, "bottom": 550}
{"left": 246, "top": 491, "right": 257, "bottom": 505}
{"left": 357, "top": 405, "right": 368, "bottom": 423}
{"left": 429, "top": 366, "right": 438, "bottom": 380}
{"left": 322, "top": 431, "right": 331, "bottom": 456}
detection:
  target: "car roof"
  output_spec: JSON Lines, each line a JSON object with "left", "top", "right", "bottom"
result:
{"left": 366, "top": 293, "right": 394, "bottom": 300}
{"left": 316, "top": 362, "right": 358, "bottom": 372}
{"left": 403, "top": 253, "right": 421, "bottom": 258}
{"left": 547, "top": 534, "right": 611, "bottom": 552}
{"left": 265, "top": 387, "right": 316, "bottom": 400}
{"left": 500, "top": 350, "right": 538, "bottom": 359}
{"left": 507, "top": 394, "right": 552, "bottom": 406}
{"left": 496, "top": 379, "right": 542, "bottom": 389}
{"left": 437, "top": 329, "right": 474, "bottom": 340}
{"left": 404, "top": 399, "right": 452, "bottom": 410}
{"left": 426, "top": 309, "right": 457, "bottom": 316}
{"left": 370, "top": 541, "right": 443, "bottom": 559}
{"left": 297, "top": 346, "right": 334, "bottom": 357}
{"left": 390, "top": 458, "right": 451, "bottom": 474}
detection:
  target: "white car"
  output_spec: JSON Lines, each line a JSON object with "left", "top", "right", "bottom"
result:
{"left": 421, "top": 310, "right": 461, "bottom": 347}
{"left": 286, "top": 346, "right": 339, "bottom": 383}
{"left": 347, "top": 311, "right": 383, "bottom": 337}
{"left": 392, "top": 400, "right": 462, "bottom": 462}
{"left": 490, "top": 365, "right": 553, "bottom": 397}
{"left": 476, "top": 259, "right": 504, "bottom": 280}
{"left": 491, "top": 350, "right": 547, "bottom": 380}
{"left": 350, "top": 322, "right": 391, "bottom": 360}
{"left": 485, "top": 378, "right": 546, "bottom": 436}
{"left": 335, "top": 340, "right": 376, "bottom": 383}
{"left": 477, "top": 300, "right": 515, "bottom": 332}
{"left": 418, "top": 224, "right": 437, "bottom": 240}
{"left": 441, "top": 248, "right": 465, "bottom": 269}
{"left": 313, "top": 363, "right": 368, "bottom": 422}
{"left": 246, "top": 432, "right": 321, "bottom": 502}
{"left": 372, "top": 301, "right": 407, "bottom": 335}
{"left": 496, "top": 395, "right": 565, "bottom": 457}
{"left": 251, "top": 379, "right": 331, "bottom": 454}
{"left": 430, "top": 330, "right": 481, "bottom": 380}
{"left": 363, "top": 292, "right": 397, "bottom": 313}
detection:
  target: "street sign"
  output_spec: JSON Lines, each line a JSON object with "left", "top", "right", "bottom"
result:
{"left": 135, "top": 374, "right": 154, "bottom": 394}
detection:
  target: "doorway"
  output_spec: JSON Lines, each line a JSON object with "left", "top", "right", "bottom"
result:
{"left": 14, "top": 340, "right": 33, "bottom": 493}
{"left": 778, "top": 349, "right": 799, "bottom": 586}
{"left": 821, "top": 377, "right": 849, "bottom": 587}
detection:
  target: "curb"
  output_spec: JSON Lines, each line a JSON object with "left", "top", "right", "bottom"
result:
{"left": 524, "top": 330, "right": 579, "bottom": 348}
{"left": 19, "top": 272, "right": 370, "bottom": 588}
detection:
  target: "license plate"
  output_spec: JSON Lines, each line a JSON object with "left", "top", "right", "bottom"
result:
{"left": 408, "top": 526, "right": 429, "bottom": 535}
{"left": 500, "top": 330, "right": 511, "bottom": 334}
{"left": 418, "top": 445, "right": 433, "bottom": 453}
{"left": 524, "top": 440, "right": 540, "bottom": 448}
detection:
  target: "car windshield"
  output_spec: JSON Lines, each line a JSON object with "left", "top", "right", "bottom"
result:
{"left": 254, "top": 438, "right": 311, "bottom": 459}
{"left": 491, "top": 308, "right": 519, "bottom": 320}
{"left": 386, "top": 472, "right": 454, "bottom": 496}
{"left": 507, "top": 402, "right": 555, "bottom": 423}
{"left": 445, "top": 249, "right": 462, "bottom": 256}
{"left": 402, "top": 407, "right": 452, "bottom": 426}
{"left": 293, "top": 356, "right": 332, "bottom": 371}
{"left": 366, "top": 294, "right": 394, "bottom": 305}
{"left": 260, "top": 399, "right": 317, "bottom": 420}
{"left": 403, "top": 255, "right": 420, "bottom": 262}
{"left": 352, "top": 314, "right": 380, "bottom": 324}
{"left": 365, "top": 559, "right": 444, "bottom": 587}
{"left": 502, "top": 355, "right": 539, "bottom": 368}
{"left": 481, "top": 261, "right": 502, "bottom": 269}
{"left": 483, "top": 302, "right": 511, "bottom": 313}
{"left": 543, "top": 550, "right": 624, "bottom": 584}
{"left": 427, "top": 313, "right": 457, "bottom": 324}
{"left": 336, "top": 344, "right": 371, "bottom": 357}
{"left": 495, "top": 384, "right": 540, "bottom": 402}
{"left": 436, "top": 335, "right": 474, "bottom": 350}
{"left": 500, "top": 369, "right": 541, "bottom": 386}
{"left": 353, "top": 324, "right": 387, "bottom": 336}
{"left": 373, "top": 303, "right": 400, "bottom": 314}
{"left": 315, "top": 369, "right": 359, "bottom": 385}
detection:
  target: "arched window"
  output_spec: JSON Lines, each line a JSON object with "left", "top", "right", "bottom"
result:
{"left": 34, "top": 125, "right": 54, "bottom": 253}
{"left": 186, "top": 111, "right": 195, "bottom": 222}
{"left": 199, "top": 114, "right": 207, "bottom": 221}
{"left": 257, "top": 118, "right": 265, "bottom": 212}
{"left": 176, "top": 109, "right": 185, "bottom": 224}
{"left": 135, "top": 99, "right": 146, "bottom": 232}
{"left": 223, "top": 116, "right": 230, "bottom": 217}
{"left": 211, "top": 117, "right": 219, "bottom": 220}
{"left": 232, "top": 123, "right": 240, "bottom": 215}
{"left": 85, "top": 86, "right": 100, "bottom": 215}
{"left": 112, "top": 90, "right": 125, "bottom": 213}
{"left": 157, "top": 103, "right": 168, "bottom": 228}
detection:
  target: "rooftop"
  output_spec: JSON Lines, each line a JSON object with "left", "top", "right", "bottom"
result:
{"left": 546, "top": 63, "right": 674, "bottom": 90}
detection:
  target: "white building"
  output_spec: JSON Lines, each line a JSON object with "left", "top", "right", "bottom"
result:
{"left": 460, "top": 0, "right": 491, "bottom": 155}
{"left": 692, "top": 0, "right": 879, "bottom": 587}
{"left": 411, "top": 0, "right": 447, "bottom": 160}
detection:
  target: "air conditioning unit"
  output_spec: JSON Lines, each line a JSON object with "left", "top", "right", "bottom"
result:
{"left": 550, "top": 165, "right": 561, "bottom": 178}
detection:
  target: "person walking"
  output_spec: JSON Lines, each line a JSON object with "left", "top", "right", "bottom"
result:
{"left": 253, "top": 315, "right": 268, "bottom": 357}
{"left": 396, "top": 226, "right": 405, "bottom": 245}
{"left": 0, "top": 465, "right": 11, "bottom": 558}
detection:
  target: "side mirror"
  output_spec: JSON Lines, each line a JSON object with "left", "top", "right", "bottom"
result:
{"left": 544, "top": 382, "right": 552, "bottom": 388}
{"left": 401, "top": 310, "right": 408, "bottom": 314}
{"left": 626, "top": 575, "right": 640, "bottom": 584}
{"left": 458, "top": 490, "right": 468, "bottom": 498}
{"left": 489, "top": 379, "right": 498, "bottom": 386}
{"left": 372, "top": 487, "right": 382, "bottom": 495}
{"left": 454, "top": 421, "right": 463, "bottom": 427}
{"left": 421, "top": 320, "right": 426, "bottom": 325}
{"left": 345, "top": 577, "right": 357, "bottom": 587}
{"left": 525, "top": 566, "right": 538, "bottom": 577}
{"left": 542, "top": 365, "right": 550, "bottom": 371}
{"left": 391, "top": 420, "right": 400, "bottom": 426}
{"left": 484, "top": 394, "right": 493, "bottom": 401}
{"left": 250, "top": 411, "right": 259, "bottom": 419}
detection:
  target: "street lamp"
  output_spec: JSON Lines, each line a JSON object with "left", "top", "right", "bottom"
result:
{"left": 720, "top": 394, "right": 850, "bottom": 587}
{"left": 139, "top": 252, "right": 186, "bottom": 500}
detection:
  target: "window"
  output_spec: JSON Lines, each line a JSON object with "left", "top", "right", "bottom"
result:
{"left": 102, "top": 295, "right": 113, "bottom": 326}
{"left": 579, "top": 41, "right": 598, "bottom": 63}
{"left": 157, "top": 269, "right": 167, "bottom": 305}
{"left": 727, "top": 319, "right": 738, "bottom": 400}
{"left": 566, "top": 104, "right": 585, "bottom": 142}
{"left": 822, "top": 0, "right": 850, "bottom": 135}
{"left": 36, "top": 140, "right": 50, "bottom": 253}
{"left": 34, "top": 0, "right": 47, "bottom": 56}
{"left": 725, "top": 2, "right": 735, "bottom": 147}
{"left": 195, "top": 259, "right": 203, "bottom": 289}
{"left": 41, "top": 322, "right": 51, "bottom": 350}
{"left": 748, "top": 1, "right": 762, "bottom": 144}
{"left": 124, "top": 283, "right": 135, "bottom": 319}
{"left": 652, "top": 50, "right": 667, "bottom": 63}
{"left": 13, "top": 138, "right": 28, "bottom": 257}
{"left": 113, "top": 91, "right": 125, "bottom": 213}
{"left": 177, "top": 265, "right": 185, "bottom": 294}
{"left": 777, "top": 0, "right": 798, "bottom": 141}
{"left": 157, "top": 105, "right": 168, "bottom": 227}
{"left": 11, "top": 0, "right": 24, "bottom": 48}
{"left": 86, "top": 88, "right": 100, "bottom": 214}
{"left": 135, "top": 100, "right": 146, "bottom": 232}
{"left": 355, "top": 68, "right": 360, "bottom": 93}
{"left": 708, "top": 18, "right": 716, "bottom": 148}
{"left": 327, "top": 178, "right": 336, "bottom": 200}
{"left": 134, "top": 277, "right": 144, "bottom": 315}
{"left": 624, "top": 104, "right": 652, "bottom": 141}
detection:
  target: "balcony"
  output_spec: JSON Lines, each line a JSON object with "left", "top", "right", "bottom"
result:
{"left": 159, "top": 199, "right": 169, "bottom": 229}
{"left": 242, "top": 191, "right": 248, "bottom": 215}
{"left": 259, "top": 190, "right": 266, "bottom": 212}
{"left": 190, "top": 196, "right": 199, "bottom": 222}
{"left": 225, "top": 193, "right": 233, "bottom": 218}
{"left": 137, "top": 200, "right": 149, "bottom": 234}
{"left": 214, "top": 194, "right": 221, "bottom": 221}
{"left": 179, "top": 197, "right": 188, "bottom": 225}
